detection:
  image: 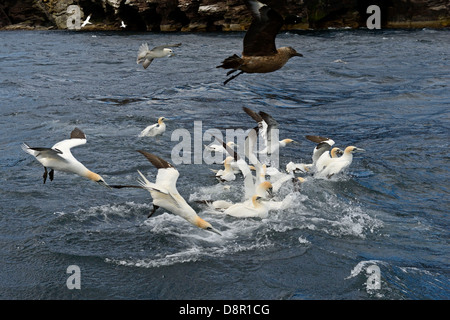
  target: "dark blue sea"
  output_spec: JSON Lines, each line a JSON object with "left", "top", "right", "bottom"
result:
{"left": 0, "top": 28, "right": 449, "bottom": 301}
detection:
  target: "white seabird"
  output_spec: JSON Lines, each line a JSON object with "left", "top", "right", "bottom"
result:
{"left": 223, "top": 195, "right": 269, "bottom": 219}
{"left": 81, "top": 14, "right": 92, "bottom": 28}
{"left": 138, "top": 117, "right": 166, "bottom": 138}
{"left": 315, "top": 146, "right": 365, "bottom": 179}
{"left": 315, "top": 147, "right": 343, "bottom": 173}
{"left": 136, "top": 150, "right": 221, "bottom": 235}
{"left": 306, "top": 135, "right": 336, "bottom": 165}
{"left": 205, "top": 141, "right": 237, "bottom": 154}
{"left": 22, "top": 127, "right": 109, "bottom": 187}
{"left": 215, "top": 156, "right": 236, "bottom": 182}
{"left": 120, "top": 21, "right": 127, "bottom": 28}
{"left": 286, "top": 135, "right": 337, "bottom": 174}
{"left": 136, "top": 43, "right": 182, "bottom": 69}
{"left": 243, "top": 107, "right": 295, "bottom": 163}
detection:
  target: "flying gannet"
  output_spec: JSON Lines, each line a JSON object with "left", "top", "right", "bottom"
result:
{"left": 205, "top": 141, "right": 237, "bottom": 154}
{"left": 81, "top": 14, "right": 92, "bottom": 28}
{"left": 137, "top": 43, "right": 182, "bottom": 69}
{"left": 22, "top": 127, "right": 109, "bottom": 187}
{"left": 136, "top": 150, "right": 221, "bottom": 235}
{"left": 216, "top": 0, "right": 302, "bottom": 85}
{"left": 138, "top": 117, "right": 166, "bottom": 138}
{"left": 243, "top": 107, "right": 295, "bottom": 162}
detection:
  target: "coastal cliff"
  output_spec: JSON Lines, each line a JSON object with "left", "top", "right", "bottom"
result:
{"left": 1, "top": 0, "right": 449, "bottom": 31}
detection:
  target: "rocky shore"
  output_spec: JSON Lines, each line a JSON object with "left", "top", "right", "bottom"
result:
{"left": 1, "top": 0, "right": 449, "bottom": 31}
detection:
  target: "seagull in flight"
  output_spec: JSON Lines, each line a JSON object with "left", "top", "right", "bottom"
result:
{"left": 137, "top": 43, "right": 182, "bottom": 69}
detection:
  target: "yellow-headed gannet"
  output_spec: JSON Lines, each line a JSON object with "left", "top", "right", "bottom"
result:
{"left": 216, "top": 0, "right": 302, "bottom": 85}
{"left": 215, "top": 156, "right": 236, "bottom": 182}
{"left": 138, "top": 117, "right": 166, "bottom": 138}
{"left": 22, "top": 128, "right": 109, "bottom": 187}
{"left": 285, "top": 135, "right": 336, "bottom": 174}
{"left": 137, "top": 43, "right": 181, "bottom": 69}
{"left": 136, "top": 150, "right": 221, "bottom": 235}
{"left": 315, "top": 146, "right": 365, "bottom": 179}
{"left": 315, "top": 147, "right": 344, "bottom": 173}
{"left": 223, "top": 195, "right": 269, "bottom": 219}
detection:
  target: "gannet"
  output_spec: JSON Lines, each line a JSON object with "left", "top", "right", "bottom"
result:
{"left": 215, "top": 156, "right": 236, "bottom": 182}
{"left": 196, "top": 199, "right": 234, "bottom": 212}
{"left": 137, "top": 43, "right": 181, "bottom": 69}
{"left": 22, "top": 127, "right": 109, "bottom": 187}
{"left": 285, "top": 161, "right": 310, "bottom": 174}
{"left": 243, "top": 107, "right": 295, "bottom": 162}
{"left": 205, "top": 141, "right": 237, "bottom": 154}
{"left": 223, "top": 195, "right": 269, "bottom": 219}
{"left": 216, "top": 0, "right": 302, "bottom": 85}
{"left": 138, "top": 117, "right": 166, "bottom": 138}
{"left": 265, "top": 166, "right": 295, "bottom": 193}
{"left": 136, "top": 150, "right": 221, "bottom": 235}
{"left": 81, "top": 14, "right": 92, "bottom": 28}
{"left": 315, "top": 147, "right": 344, "bottom": 173}
{"left": 284, "top": 135, "right": 337, "bottom": 174}
{"left": 315, "top": 146, "right": 365, "bottom": 179}
{"left": 305, "top": 135, "right": 336, "bottom": 165}
{"left": 120, "top": 21, "right": 127, "bottom": 28}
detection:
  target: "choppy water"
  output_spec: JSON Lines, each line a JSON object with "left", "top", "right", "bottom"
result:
{"left": 0, "top": 29, "right": 449, "bottom": 300}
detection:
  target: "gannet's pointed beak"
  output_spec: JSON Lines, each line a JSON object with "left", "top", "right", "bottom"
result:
{"left": 207, "top": 226, "right": 222, "bottom": 236}
{"left": 97, "top": 180, "right": 111, "bottom": 189}
{"left": 267, "top": 187, "right": 274, "bottom": 198}
{"left": 354, "top": 148, "right": 366, "bottom": 153}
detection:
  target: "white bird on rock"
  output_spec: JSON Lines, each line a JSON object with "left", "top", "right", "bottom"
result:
{"left": 137, "top": 43, "right": 181, "bottom": 69}
{"left": 136, "top": 150, "right": 221, "bottom": 235}
{"left": 22, "top": 127, "right": 109, "bottom": 187}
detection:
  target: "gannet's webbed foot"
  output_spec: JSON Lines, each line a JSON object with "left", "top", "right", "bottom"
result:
{"left": 224, "top": 71, "right": 244, "bottom": 85}
{"left": 43, "top": 167, "right": 48, "bottom": 184}
{"left": 148, "top": 205, "right": 159, "bottom": 218}
{"left": 49, "top": 169, "right": 54, "bottom": 181}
